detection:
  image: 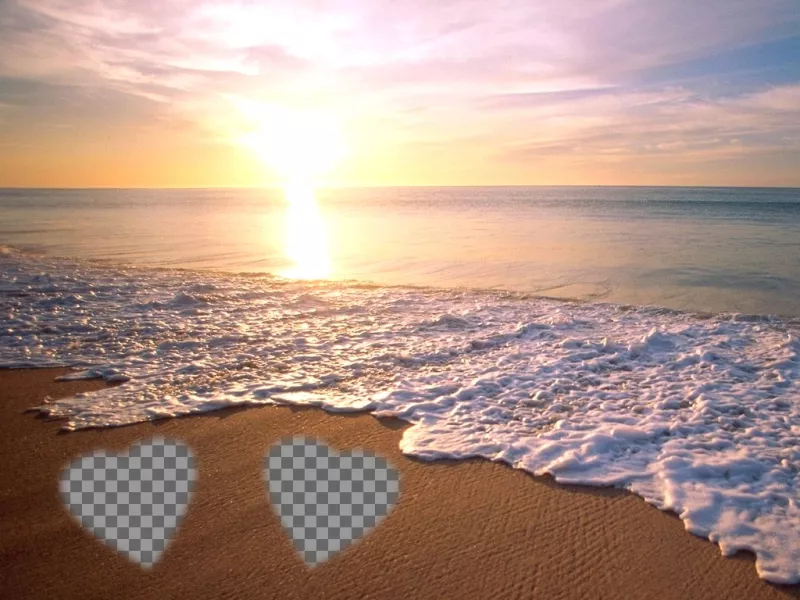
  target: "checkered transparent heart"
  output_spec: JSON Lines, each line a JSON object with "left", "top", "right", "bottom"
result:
{"left": 59, "top": 437, "right": 196, "bottom": 568}
{"left": 265, "top": 436, "right": 400, "bottom": 567}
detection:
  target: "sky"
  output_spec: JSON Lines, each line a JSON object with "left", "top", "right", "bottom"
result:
{"left": 0, "top": 0, "right": 799, "bottom": 187}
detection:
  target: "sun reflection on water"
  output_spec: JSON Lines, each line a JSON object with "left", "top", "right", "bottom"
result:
{"left": 280, "top": 182, "right": 332, "bottom": 280}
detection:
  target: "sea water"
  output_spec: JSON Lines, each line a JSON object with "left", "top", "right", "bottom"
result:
{"left": 1, "top": 186, "right": 799, "bottom": 583}
{"left": 2, "top": 186, "right": 800, "bottom": 316}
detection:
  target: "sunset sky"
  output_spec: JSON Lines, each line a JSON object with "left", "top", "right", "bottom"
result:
{"left": 1, "top": 0, "right": 799, "bottom": 188}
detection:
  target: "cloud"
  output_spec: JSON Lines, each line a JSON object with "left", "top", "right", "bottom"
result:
{"left": 485, "top": 85, "right": 800, "bottom": 171}
{"left": 0, "top": 0, "right": 798, "bottom": 184}
{"left": 6, "top": 0, "right": 797, "bottom": 93}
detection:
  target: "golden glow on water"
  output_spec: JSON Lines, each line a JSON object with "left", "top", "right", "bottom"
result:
{"left": 279, "top": 181, "right": 332, "bottom": 280}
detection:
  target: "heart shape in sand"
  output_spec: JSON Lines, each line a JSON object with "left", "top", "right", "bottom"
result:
{"left": 59, "top": 437, "right": 197, "bottom": 568}
{"left": 265, "top": 436, "right": 400, "bottom": 567}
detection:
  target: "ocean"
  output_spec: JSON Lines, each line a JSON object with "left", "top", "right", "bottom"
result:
{"left": 2, "top": 186, "right": 800, "bottom": 316}
{"left": 1, "top": 185, "right": 799, "bottom": 583}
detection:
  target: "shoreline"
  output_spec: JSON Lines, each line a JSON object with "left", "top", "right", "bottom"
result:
{"left": 4, "top": 243, "right": 800, "bottom": 322}
{"left": 1, "top": 368, "right": 798, "bottom": 600}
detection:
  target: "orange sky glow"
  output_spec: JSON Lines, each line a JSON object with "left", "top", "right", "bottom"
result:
{"left": 1, "top": 0, "right": 799, "bottom": 188}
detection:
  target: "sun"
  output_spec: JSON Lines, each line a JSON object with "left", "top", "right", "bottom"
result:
{"left": 236, "top": 100, "right": 346, "bottom": 183}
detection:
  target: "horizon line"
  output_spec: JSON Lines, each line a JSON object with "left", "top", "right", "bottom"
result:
{"left": 1, "top": 184, "right": 799, "bottom": 191}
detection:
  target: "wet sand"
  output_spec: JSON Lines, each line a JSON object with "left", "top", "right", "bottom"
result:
{"left": 1, "top": 368, "right": 798, "bottom": 600}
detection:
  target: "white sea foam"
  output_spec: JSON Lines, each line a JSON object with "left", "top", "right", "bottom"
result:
{"left": 1, "top": 252, "right": 798, "bottom": 583}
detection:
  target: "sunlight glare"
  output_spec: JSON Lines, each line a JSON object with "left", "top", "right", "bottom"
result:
{"left": 237, "top": 100, "right": 346, "bottom": 182}
{"left": 279, "top": 181, "right": 332, "bottom": 280}
{"left": 234, "top": 98, "right": 340, "bottom": 280}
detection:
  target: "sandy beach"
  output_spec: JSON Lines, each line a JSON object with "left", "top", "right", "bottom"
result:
{"left": 0, "top": 367, "right": 798, "bottom": 600}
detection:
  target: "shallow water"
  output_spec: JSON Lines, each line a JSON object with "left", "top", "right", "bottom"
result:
{"left": 2, "top": 186, "right": 800, "bottom": 316}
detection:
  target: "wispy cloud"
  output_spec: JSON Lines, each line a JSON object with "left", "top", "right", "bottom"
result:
{"left": 0, "top": 0, "right": 798, "bottom": 185}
